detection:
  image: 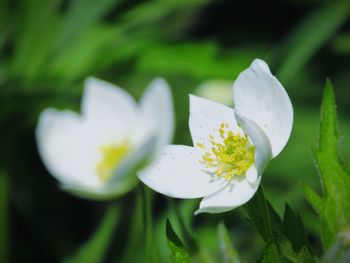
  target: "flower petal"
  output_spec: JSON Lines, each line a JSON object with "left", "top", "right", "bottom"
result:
{"left": 195, "top": 166, "right": 261, "bottom": 214}
{"left": 82, "top": 77, "right": 138, "bottom": 139}
{"left": 189, "top": 95, "right": 242, "bottom": 148}
{"left": 138, "top": 145, "right": 227, "bottom": 198}
{"left": 63, "top": 135, "right": 158, "bottom": 200}
{"left": 235, "top": 110, "right": 272, "bottom": 176}
{"left": 232, "top": 59, "right": 293, "bottom": 157}
{"left": 36, "top": 109, "right": 101, "bottom": 189}
{"left": 132, "top": 78, "right": 174, "bottom": 155}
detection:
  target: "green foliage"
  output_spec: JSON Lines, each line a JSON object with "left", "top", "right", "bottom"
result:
{"left": 4, "top": 0, "right": 350, "bottom": 262}
{"left": 277, "top": 0, "right": 350, "bottom": 84}
{"left": 4, "top": 0, "right": 207, "bottom": 87}
{"left": 305, "top": 79, "right": 350, "bottom": 248}
{"left": 170, "top": 200, "right": 199, "bottom": 254}
{"left": 64, "top": 204, "right": 120, "bottom": 263}
{"left": 136, "top": 43, "right": 257, "bottom": 80}
{"left": 332, "top": 32, "right": 350, "bottom": 54}
{"left": 217, "top": 222, "right": 241, "bottom": 263}
{"left": 0, "top": 168, "right": 7, "bottom": 262}
{"left": 259, "top": 233, "right": 315, "bottom": 263}
{"left": 246, "top": 188, "right": 315, "bottom": 262}
{"left": 142, "top": 187, "right": 160, "bottom": 263}
{"left": 166, "top": 219, "right": 191, "bottom": 263}
{"left": 244, "top": 187, "right": 274, "bottom": 242}
{"left": 119, "top": 189, "right": 144, "bottom": 262}
{"left": 258, "top": 241, "right": 280, "bottom": 263}
{"left": 283, "top": 204, "right": 310, "bottom": 252}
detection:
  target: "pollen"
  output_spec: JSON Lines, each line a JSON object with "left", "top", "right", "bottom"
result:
{"left": 96, "top": 140, "right": 130, "bottom": 182}
{"left": 196, "top": 143, "right": 205, "bottom": 149}
{"left": 199, "top": 122, "right": 255, "bottom": 180}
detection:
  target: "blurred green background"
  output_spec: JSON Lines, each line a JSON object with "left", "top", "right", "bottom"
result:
{"left": 1, "top": 0, "right": 350, "bottom": 262}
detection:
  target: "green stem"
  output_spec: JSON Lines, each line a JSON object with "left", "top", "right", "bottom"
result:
{"left": 142, "top": 186, "right": 159, "bottom": 263}
{"left": 244, "top": 186, "right": 274, "bottom": 242}
{"left": 258, "top": 187, "right": 274, "bottom": 243}
{"left": 119, "top": 189, "right": 143, "bottom": 262}
{"left": 64, "top": 203, "right": 120, "bottom": 263}
{"left": 169, "top": 199, "right": 199, "bottom": 253}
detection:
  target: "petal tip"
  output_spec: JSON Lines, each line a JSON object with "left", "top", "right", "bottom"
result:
{"left": 85, "top": 76, "right": 99, "bottom": 84}
{"left": 194, "top": 209, "right": 202, "bottom": 216}
{"left": 250, "top": 58, "right": 271, "bottom": 75}
{"left": 233, "top": 59, "right": 293, "bottom": 158}
{"left": 84, "top": 77, "right": 106, "bottom": 94}
{"left": 194, "top": 206, "right": 234, "bottom": 215}
{"left": 145, "top": 77, "right": 172, "bottom": 100}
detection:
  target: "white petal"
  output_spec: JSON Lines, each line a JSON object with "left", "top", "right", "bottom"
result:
{"left": 232, "top": 59, "right": 293, "bottom": 157}
{"left": 195, "top": 166, "right": 261, "bottom": 214}
{"left": 138, "top": 145, "right": 227, "bottom": 198}
{"left": 36, "top": 109, "right": 101, "bottom": 189}
{"left": 63, "top": 135, "right": 159, "bottom": 200}
{"left": 189, "top": 95, "right": 242, "bottom": 148}
{"left": 235, "top": 110, "right": 272, "bottom": 176}
{"left": 132, "top": 78, "right": 174, "bottom": 155}
{"left": 82, "top": 77, "right": 138, "bottom": 139}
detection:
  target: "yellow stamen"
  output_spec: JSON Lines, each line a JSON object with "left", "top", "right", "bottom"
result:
{"left": 199, "top": 123, "right": 255, "bottom": 180}
{"left": 196, "top": 143, "right": 205, "bottom": 149}
{"left": 96, "top": 140, "right": 130, "bottom": 182}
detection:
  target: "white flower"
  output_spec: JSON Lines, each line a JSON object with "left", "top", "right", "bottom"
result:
{"left": 138, "top": 59, "right": 293, "bottom": 214}
{"left": 36, "top": 77, "right": 174, "bottom": 200}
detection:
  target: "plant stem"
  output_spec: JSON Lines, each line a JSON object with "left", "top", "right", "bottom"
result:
{"left": 142, "top": 186, "right": 159, "bottom": 263}
{"left": 64, "top": 203, "right": 120, "bottom": 263}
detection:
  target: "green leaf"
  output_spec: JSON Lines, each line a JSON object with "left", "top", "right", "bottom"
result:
{"left": 119, "top": 189, "right": 144, "bottom": 262}
{"left": 45, "top": 24, "right": 118, "bottom": 83}
{"left": 244, "top": 187, "right": 274, "bottom": 242}
{"left": 166, "top": 219, "right": 191, "bottom": 263}
{"left": 296, "top": 247, "right": 317, "bottom": 263}
{"left": 267, "top": 201, "right": 284, "bottom": 234}
{"left": 64, "top": 204, "right": 120, "bottom": 263}
{"left": 258, "top": 240, "right": 281, "bottom": 263}
{"left": 217, "top": 222, "right": 241, "bottom": 263}
{"left": 136, "top": 42, "right": 258, "bottom": 80}
{"left": 283, "top": 204, "right": 310, "bottom": 252}
{"left": 54, "top": 0, "right": 118, "bottom": 50}
{"left": 303, "top": 185, "right": 325, "bottom": 215}
{"left": 142, "top": 186, "right": 160, "bottom": 263}
{"left": 11, "top": 0, "right": 62, "bottom": 81}
{"left": 246, "top": 188, "right": 315, "bottom": 262}
{"left": 306, "top": 79, "right": 350, "bottom": 248}
{"left": 259, "top": 233, "right": 316, "bottom": 263}
{"left": 170, "top": 199, "right": 199, "bottom": 253}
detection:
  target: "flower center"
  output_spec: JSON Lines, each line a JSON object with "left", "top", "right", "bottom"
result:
{"left": 96, "top": 140, "right": 130, "bottom": 182}
{"left": 197, "top": 122, "right": 255, "bottom": 180}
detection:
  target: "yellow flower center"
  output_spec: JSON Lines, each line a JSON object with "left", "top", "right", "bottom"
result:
{"left": 96, "top": 140, "right": 130, "bottom": 182}
{"left": 197, "top": 122, "right": 255, "bottom": 180}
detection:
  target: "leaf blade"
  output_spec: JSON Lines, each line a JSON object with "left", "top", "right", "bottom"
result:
{"left": 64, "top": 204, "right": 120, "bottom": 263}
{"left": 166, "top": 219, "right": 191, "bottom": 263}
